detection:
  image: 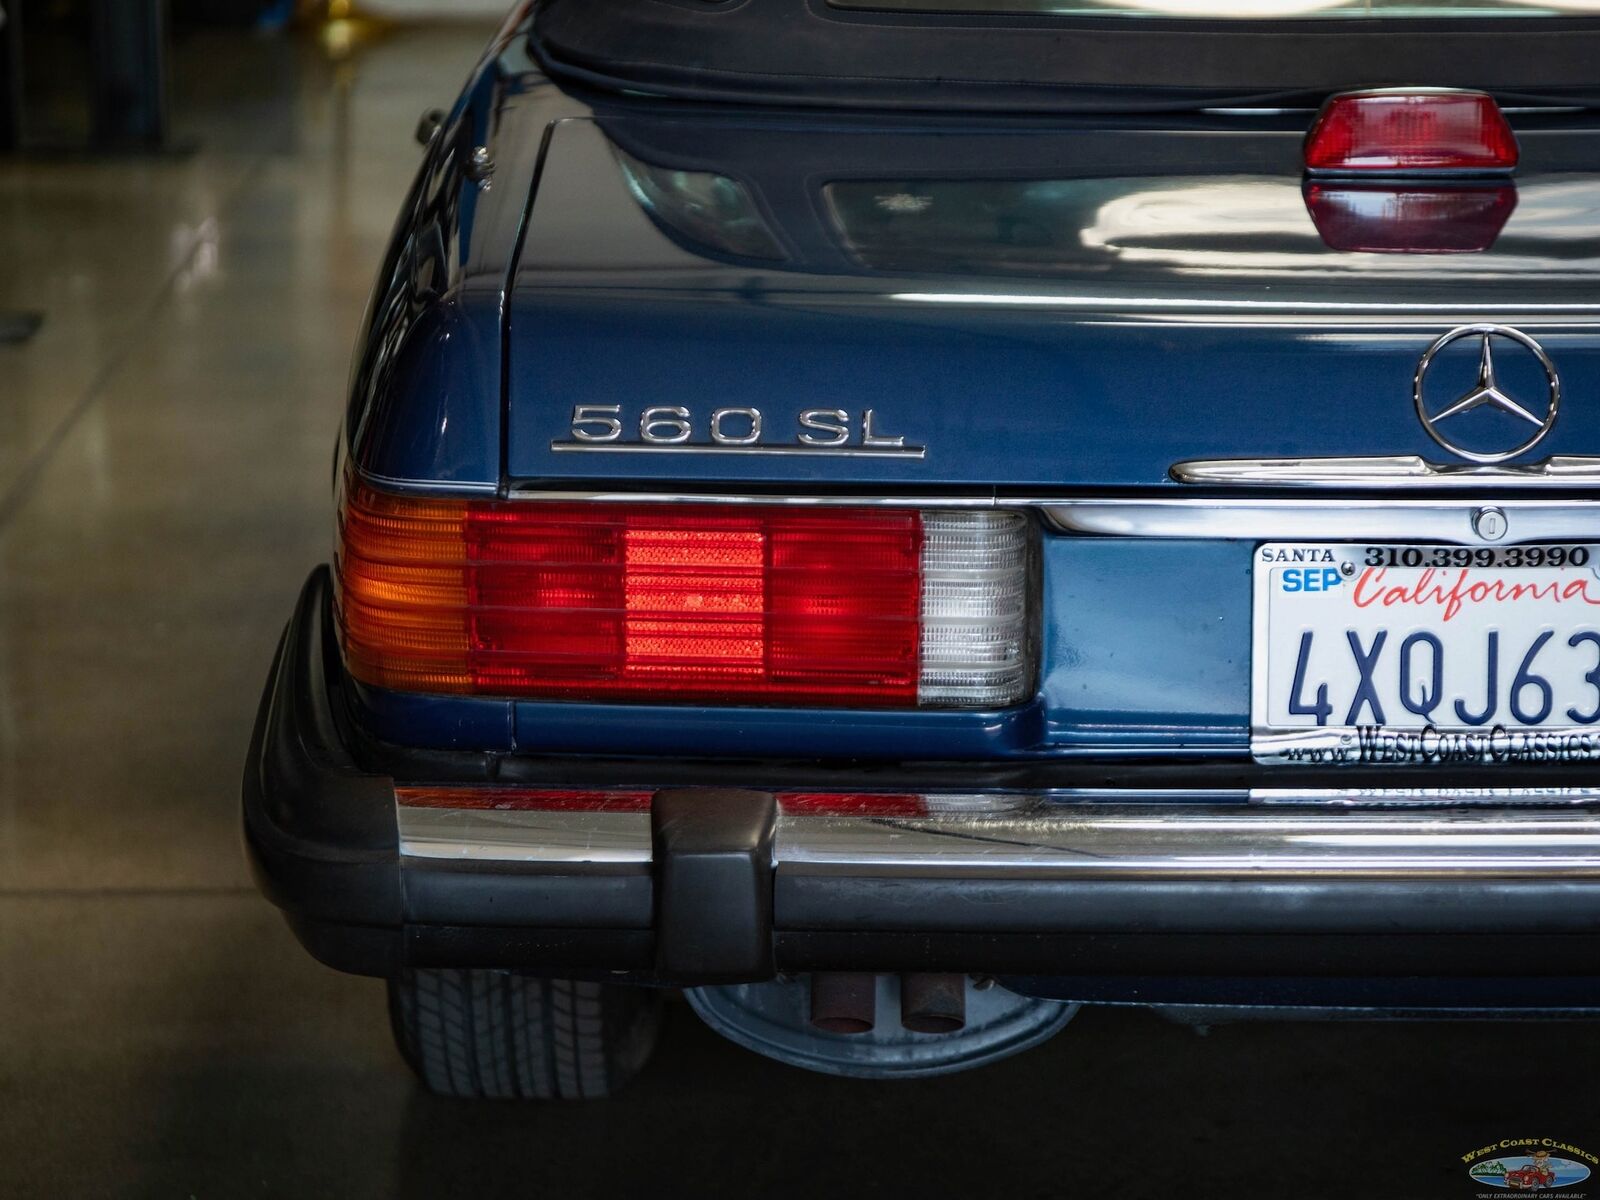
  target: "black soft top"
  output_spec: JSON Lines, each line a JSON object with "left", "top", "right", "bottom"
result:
{"left": 530, "top": 0, "right": 1600, "bottom": 113}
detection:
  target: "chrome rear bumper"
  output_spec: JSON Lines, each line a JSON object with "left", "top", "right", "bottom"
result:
{"left": 401, "top": 791, "right": 1600, "bottom": 880}
{"left": 250, "top": 569, "right": 1600, "bottom": 987}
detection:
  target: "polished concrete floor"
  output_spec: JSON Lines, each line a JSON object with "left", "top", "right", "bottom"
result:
{"left": 2, "top": 25, "right": 1599, "bottom": 1200}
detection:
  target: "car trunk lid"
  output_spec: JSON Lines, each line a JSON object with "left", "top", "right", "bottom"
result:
{"left": 504, "top": 116, "right": 1600, "bottom": 491}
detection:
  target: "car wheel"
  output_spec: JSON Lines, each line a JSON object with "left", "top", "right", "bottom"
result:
{"left": 387, "top": 969, "right": 661, "bottom": 1100}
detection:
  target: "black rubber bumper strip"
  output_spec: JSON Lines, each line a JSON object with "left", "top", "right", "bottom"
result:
{"left": 774, "top": 874, "right": 1600, "bottom": 936}
{"left": 243, "top": 568, "right": 402, "bottom": 933}
{"left": 243, "top": 568, "right": 656, "bottom": 976}
{"left": 654, "top": 788, "right": 777, "bottom": 981}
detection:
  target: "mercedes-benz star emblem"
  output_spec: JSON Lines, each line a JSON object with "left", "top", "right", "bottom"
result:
{"left": 1413, "top": 324, "right": 1561, "bottom": 464}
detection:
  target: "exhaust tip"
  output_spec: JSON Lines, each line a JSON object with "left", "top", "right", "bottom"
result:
{"left": 901, "top": 973, "right": 967, "bottom": 1034}
{"left": 811, "top": 1015, "right": 876, "bottom": 1035}
{"left": 809, "top": 972, "right": 877, "bottom": 1035}
{"left": 901, "top": 1012, "right": 965, "bottom": 1035}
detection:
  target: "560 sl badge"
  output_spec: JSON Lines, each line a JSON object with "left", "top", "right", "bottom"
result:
{"left": 551, "top": 405, "right": 926, "bottom": 459}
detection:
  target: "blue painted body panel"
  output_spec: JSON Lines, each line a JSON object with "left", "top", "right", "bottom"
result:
{"left": 1040, "top": 538, "right": 1249, "bottom": 751}
{"left": 339, "top": 11, "right": 1600, "bottom": 758}
{"left": 512, "top": 696, "right": 1044, "bottom": 760}
{"left": 506, "top": 300, "right": 1600, "bottom": 488}
{"left": 358, "top": 687, "right": 1041, "bottom": 760}
{"left": 504, "top": 117, "right": 1600, "bottom": 488}
{"left": 344, "top": 29, "right": 566, "bottom": 489}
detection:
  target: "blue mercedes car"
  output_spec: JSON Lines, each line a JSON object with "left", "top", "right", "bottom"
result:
{"left": 245, "top": 0, "right": 1600, "bottom": 1097}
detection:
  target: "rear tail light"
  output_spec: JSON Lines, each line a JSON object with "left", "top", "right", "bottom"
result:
{"left": 336, "top": 480, "right": 1033, "bottom": 709}
{"left": 1304, "top": 90, "right": 1518, "bottom": 175}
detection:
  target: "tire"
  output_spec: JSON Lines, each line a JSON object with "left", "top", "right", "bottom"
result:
{"left": 387, "top": 969, "right": 661, "bottom": 1100}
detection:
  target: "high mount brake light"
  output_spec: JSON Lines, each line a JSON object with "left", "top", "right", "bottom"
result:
{"left": 336, "top": 480, "right": 1033, "bottom": 709}
{"left": 1304, "top": 90, "right": 1518, "bottom": 175}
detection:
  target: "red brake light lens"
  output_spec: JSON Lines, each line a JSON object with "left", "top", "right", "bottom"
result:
{"left": 339, "top": 480, "right": 1040, "bottom": 708}
{"left": 1305, "top": 91, "right": 1518, "bottom": 174}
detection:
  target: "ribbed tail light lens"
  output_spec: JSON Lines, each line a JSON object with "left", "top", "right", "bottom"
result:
{"left": 1304, "top": 90, "right": 1518, "bottom": 175}
{"left": 336, "top": 480, "right": 1032, "bottom": 709}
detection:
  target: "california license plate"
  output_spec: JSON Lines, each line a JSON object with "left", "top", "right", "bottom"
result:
{"left": 1252, "top": 543, "right": 1600, "bottom": 766}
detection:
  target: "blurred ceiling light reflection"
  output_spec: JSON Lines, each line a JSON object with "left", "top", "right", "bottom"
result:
{"left": 1076, "top": 177, "right": 1600, "bottom": 274}
{"left": 168, "top": 218, "right": 221, "bottom": 295}
{"left": 1080, "top": 178, "right": 1316, "bottom": 269}
{"left": 316, "top": 0, "right": 389, "bottom": 61}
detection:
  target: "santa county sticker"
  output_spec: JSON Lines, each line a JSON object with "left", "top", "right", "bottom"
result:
{"left": 1463, "top": 1139, "right": 1595, "bottom": 1194}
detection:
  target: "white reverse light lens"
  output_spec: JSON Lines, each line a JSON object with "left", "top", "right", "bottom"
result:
{"left": 918, "top": 511, "right": 1033, "bottom": 707}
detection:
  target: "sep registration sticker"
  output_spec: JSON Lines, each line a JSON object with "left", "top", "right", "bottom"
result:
{"left": 1251, "top": 543, "right": 1600, "bottom": 766}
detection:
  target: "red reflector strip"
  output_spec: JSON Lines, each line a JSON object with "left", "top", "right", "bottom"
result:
{"left": 397, "top": 783, "right": 1043, "bottom": 824}
{"left": 395, "top": 787, "right": 653, "bottom": 812}
{"left": 337, "top": 481, "right": 923, "bottom": 706}
{"left": 394, "top": 788, "right": 929, "bottom": 816}
{"left": 779, "top": 792, "right": 928, "bottom": 817}
{"left": 1305, "top": 90, "right": 1518, "bottom": 174}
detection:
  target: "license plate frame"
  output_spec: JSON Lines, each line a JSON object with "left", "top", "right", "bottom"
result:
{"left": 1251, "top": 542, "right": 1600, "bottom": 766}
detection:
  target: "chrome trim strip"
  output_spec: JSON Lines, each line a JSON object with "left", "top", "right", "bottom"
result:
{"left": 1253, "top": 788, "right": 1600, "bottom": 806}
{"left": 491, "top": 485, "right": 1600, "bottom": 546}
{"left": 549, "top": 443, "right": 926, "bottom": 460}
{"left": 397, "top": 792, "right": 1600, "bottom": 878}
{"left": 1043, "top": 498, "right": 1600, "bottom": 544}
{"left": 1172, "top": 455, "right": 1600, "bottom": 489}
{"left": 508, "top": 488, "right": 997, "bottom": 506}
{"left": 774, "top": 804, "right": 1600, "bottom": 878}
{"left": 357, "top": 470, "right": 500, "bottom": 496}
{"left": 889, "top": 293, "right": 1600, "bottom": 316}
{"left": 398, "top": 807, "right": 652, "bottom": 864}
